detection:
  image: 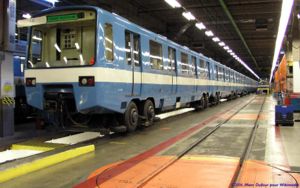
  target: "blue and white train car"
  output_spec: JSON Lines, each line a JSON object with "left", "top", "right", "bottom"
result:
{"left": 19, "top": 6, "right": 257, "bottom": 131}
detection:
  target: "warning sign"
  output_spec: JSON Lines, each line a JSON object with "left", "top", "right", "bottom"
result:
{"left": 1, "top": 96, "right": 15, "bottom": 105}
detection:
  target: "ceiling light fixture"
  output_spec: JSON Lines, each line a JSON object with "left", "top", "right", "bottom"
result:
{"left": 212, "top": 37, "right": 220, "bottom": 42}
{"left": 164, "top": 0, "right": 181, "bottom": 8}
{"left": 223, "top": 46, "right": 229, "bottom": 50}
{"left": 205, "top": 30, "right": 214, "bottom": 37}
{"left": 195, "top": 22, "right": 206, "bottom": 30}
{"left": 22, "top": 13, "right": 31, "bottom": 19}
{"left": 182, "top": 11, "right": 196, "bottom": 21}
{"left": 269, "top": 0, "right": 294, "bottom": 83}
{"left": 218, "top": 41, "right": 225, "bottom": 46}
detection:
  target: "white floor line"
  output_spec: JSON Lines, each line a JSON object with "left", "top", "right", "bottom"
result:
{"left": 45, "top": 132, "right": 104, "bottom": 145}
{"left": 0, "top": 150, "right": 43, "bottom": 164}
{"left": 156, "top": 108, "right": 195, "bottom": 120}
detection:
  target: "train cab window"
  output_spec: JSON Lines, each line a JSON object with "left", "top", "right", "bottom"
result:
{"left": 168, "top": 47, "right": 176, "bottom": 72}
{"left": 191, "top": 56, "right": 196, "bottom": 76}
{"left": 104, "top": 23, "right": 114, "bottom": 61}
{"left": 28, "top": 10, "right": 96, "bottom": 68}
{"left": 150, "top": 40, "right": 163, "bottom": 70}
{"left": 181, "top": 52, "right": 189, "bottom": 74}
{"left": 125, "top": 31, "right": 141, "bottom": 66}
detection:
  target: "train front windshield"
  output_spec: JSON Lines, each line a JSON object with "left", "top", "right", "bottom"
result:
{"left": 28, "top": 10, "right": 96, "bottom": 68}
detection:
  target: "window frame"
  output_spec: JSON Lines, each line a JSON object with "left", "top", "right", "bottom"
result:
{"left": 180, "top": 52, "right": 189, "bottom": 75}
{"left": 149, "top": 40, "right": 163, "bottom": 70}
{"left": 104, "top": 23, "right": 114, "bottom": 62}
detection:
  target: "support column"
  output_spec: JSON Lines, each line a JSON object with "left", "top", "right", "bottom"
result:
{"left": 0, "top": 0, "right": 16, "bottom": 137}
{"left": 292, "top": 14, "right": 300, "bottom": 93}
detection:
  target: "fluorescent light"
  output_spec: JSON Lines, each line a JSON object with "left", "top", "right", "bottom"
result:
{"left": 297, "top": 13, "right": 300, "bottom": 19}
{"left": 22, "top": 13, "right": 31, "bottom": 19}
{"left": 21, "top": 64, "right": 24, "bottom": 73}
{"left": 75, "top": 42, "right": 80, "bottom": 50}
{"left": 105, "top": 37, "right": 112, "bottom": 44}
{"left": 32, "top": 36, "right": 42, "bottom": 41}
{"left": 54, "top": 43, "right": 61, "bottom": 53}
{"left": 218, "top": 42, "right": 225, "bottom": 46}
{"left": 230, "top": 52, "right": 235, "bottom": 56}
{"left": 45, "top": 62, "right": 50, "bottom": 68}
{"left": 63, "top": 56, "right": 68, "bottom": 64}
{"left": 182, "top": 12, "right": 195, "bottom": 21}
{"left": 44, "top": 0, "right": 59, "bottom": 6}
{"left": 212, "top": 37, "right": 220, "bottom": 42}
{"left": 15, "top": 33, "right": 18, "bottom": 36}
{"left": 79, "top": 54, "right": 84, "bottom": 65}
{"left": 164, "top": 0, "right": 181, "bottom": 8}
{"left": 227, "top": 49, "right": 232, "bottom": 53}
{"left": 269, "top": 0, "right": 294, "bottom": 82}
{"left": 195, "top": 22, "right": 206, "bottom": 30}
{"left": 205, "top": 30, "right": 214, "bottom": 37}
{"left": 223, "top": 46, "right": 229, "bottom": 50}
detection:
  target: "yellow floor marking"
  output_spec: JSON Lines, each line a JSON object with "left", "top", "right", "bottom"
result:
{"left": 11, "top": 141, "right": 66, "bottom": 152}
{"left": 109, "top": 141, "right": 127, "bottom": 145}
{"left": 0, "top": 145, "right": 95, "bottom": 183}
{"left": 181, "top": 155, "right": 239, "bottom": 162}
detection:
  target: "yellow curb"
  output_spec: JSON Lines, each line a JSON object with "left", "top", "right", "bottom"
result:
{"left": 0, "top": 145, "right": 95, "bottom": 183}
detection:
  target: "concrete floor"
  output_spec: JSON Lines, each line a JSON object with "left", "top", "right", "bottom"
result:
{"left": 1, "top": 95, "right": 299, "bottom": 188}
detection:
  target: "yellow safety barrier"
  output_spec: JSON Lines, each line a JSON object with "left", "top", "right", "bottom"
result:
{"left": 0, "top": 145, "right": 95, "bottom": 183}
{"left": 1, "top": 96, "right": 15, "bottom": 105}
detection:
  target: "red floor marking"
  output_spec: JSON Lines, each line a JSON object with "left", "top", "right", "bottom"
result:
{"left": 274, "top": 126, "right": 290, "bottom": 170}
{"left": 74, "top": 98, "right": 254, "bottom": 188}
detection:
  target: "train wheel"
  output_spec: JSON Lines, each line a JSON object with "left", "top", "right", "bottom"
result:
{"left": 124, "top": 101, "right": 139, "bottom": 132}
{"left": 203, "top": 95, "right": 208, "bottom": 108}
{"left": 143, "top": 100, "right": 155, "bottom": 127}
{"left": 216, "top": 93, "right": 220, "bottom": 104}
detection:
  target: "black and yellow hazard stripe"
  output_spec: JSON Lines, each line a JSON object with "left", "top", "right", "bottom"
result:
{"left": 1, "top": 96, "right": 15, "bottom": 105}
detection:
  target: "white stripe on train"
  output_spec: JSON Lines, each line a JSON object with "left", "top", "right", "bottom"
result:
{"left": 25, "top": 67, "right": 256, "bottom": 88}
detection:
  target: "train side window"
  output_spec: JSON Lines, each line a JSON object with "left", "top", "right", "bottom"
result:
{"left": 125, "top": 31, "right": 140, "bottom": 66}
{"left": 191, "top": 56, "right": 196, "bottom": 76}
{"left": 199, "top": 59, "right": 207, "bottom": 79}
{"left": 207, "top": 61, "right": 210, "bottom": 79}
{"left": 218, "top": 67, "right": 223, "bottom": 81}
{"left": 215, "top": 65, "right": 218, "bottom": 80}
{"left": 181, "top": 52, "right": 189, "bottom": 74}
{"left": 133, "top": 34, "right": 140, "bottom": 66}
{"left": 104, "top": 23, "right": 114, "bottom": 61}
{"left": 150, "top": 40, "right": 163, "bottom": 70}
{"left": 168, "top": 47, "right": 176, "bottom": 72}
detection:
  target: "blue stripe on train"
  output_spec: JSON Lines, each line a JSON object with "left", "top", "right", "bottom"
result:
{"left": 26, "top": 82, "right": 250, "bottom": 113}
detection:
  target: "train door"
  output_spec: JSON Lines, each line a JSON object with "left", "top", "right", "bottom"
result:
{"left": 191, "top": 56, "right": 197, "bottom": 93}
{"left": 168, "top": 47, "right": 177, "bottom": 94}
{"left": 125, "top": 30, "right": 141, "bottom": 96}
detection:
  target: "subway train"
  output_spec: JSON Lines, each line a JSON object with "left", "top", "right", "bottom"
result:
{"left": 20, "top": 6, "right": 257, "bottom": 131}
{"left": 13, "top": 41, "right": 37, "bottom": 123}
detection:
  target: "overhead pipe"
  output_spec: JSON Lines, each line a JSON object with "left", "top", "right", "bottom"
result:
{"left": 218, "top": 0, "right": 259, "bottom": 69}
